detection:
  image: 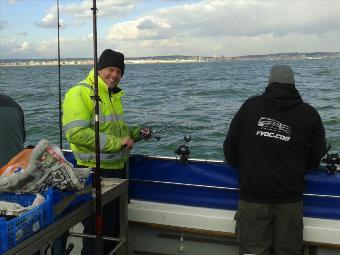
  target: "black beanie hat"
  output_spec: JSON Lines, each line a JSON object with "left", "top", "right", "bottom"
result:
{"left": 268, "top": 65, "right": 295, "bottom": 85}
{"left": 98, "top": 49, "right": 125, "bottom": 75}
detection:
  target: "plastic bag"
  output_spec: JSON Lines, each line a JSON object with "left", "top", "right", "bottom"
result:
{"left": 0, "top": 193, "right": 45, "bottom": 217}
{"left": 0, "top": 139, "right": 91, "bottom": 193}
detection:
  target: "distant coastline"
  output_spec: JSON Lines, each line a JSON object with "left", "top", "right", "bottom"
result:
{"left": 1, "top": 52, "right": 339, "bottom": 67}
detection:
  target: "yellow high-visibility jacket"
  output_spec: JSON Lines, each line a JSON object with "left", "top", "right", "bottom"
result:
{"left": 62, "top": 69, "right": 141, "bottom": 169}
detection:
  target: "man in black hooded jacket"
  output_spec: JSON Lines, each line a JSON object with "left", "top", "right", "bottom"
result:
{"left": 223, "top": 65, "right": 326, "bottom": 255}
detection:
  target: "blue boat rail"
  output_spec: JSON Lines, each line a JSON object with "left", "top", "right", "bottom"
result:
{"left": 62, "top": 150, "right": 340, "bottom": 220}
{"left": 128, "top": 154, "right": 340, "bottom": 220}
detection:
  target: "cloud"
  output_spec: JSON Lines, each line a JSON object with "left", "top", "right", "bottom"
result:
{"left": 137, "top": 19, "right": 159, "bottom": 30}
{"left": 57, "top": 0, "right": 137, "bottom": 19}
{"left": 35, "top": 13, "right": 57, "bottom": 28}
{"left": 102, "top": 0, "right": 340, "bottom": 56}
{"left": 18, "top": 41, "right": 31, "bottom": 51}
{"left": 34, "top": 6, "right": 66, "bottom": 29}
{"left": 108, "top": 16, "right": 172, "bottom": 40}
{"left": 36, "top": 36, "right": 94, "bottom": 58}
{"left": 0, "top": 38, "right": 34, "bottom": 58}
{"left": 17, "top": 32, "right": 28, "bottom": 36}
{"left": 0, "top": 20, "right": 9, "bottom": 30}
{"left": 33, "top": 3, "right": 75, "bottom": 30}
{"left": 104, "top": 30, "right": 340, "bottom": 58}
{"left": 0, "top": 35, "right": 94, "bottom": 59}
{"left": 34, "top": 0, "right": 138, "bottom": 30}
{"left": 2, "top": 0, "right": 340, "bottom": 59}
{"left": 107, "top": 0, "right": 340, "bottom": 40}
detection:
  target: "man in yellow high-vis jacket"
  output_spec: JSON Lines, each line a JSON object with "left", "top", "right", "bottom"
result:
{"left": 63, "top": 49, "right": 142, "bottom": 170}
{"left": 60, "top": 49, "right": 150, "bottom": 255}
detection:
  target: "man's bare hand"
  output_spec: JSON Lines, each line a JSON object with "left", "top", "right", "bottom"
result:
{"left": 121, "top": 137, "right": 134, "bottom": 149}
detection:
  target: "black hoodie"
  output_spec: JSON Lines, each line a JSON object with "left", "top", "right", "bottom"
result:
{"left": 223, "top": 83, "right": 327, "bottom": 203}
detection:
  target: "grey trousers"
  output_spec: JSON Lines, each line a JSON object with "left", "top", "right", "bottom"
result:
{"left": 235, "top": 199, "right": 303, "bottom": 255}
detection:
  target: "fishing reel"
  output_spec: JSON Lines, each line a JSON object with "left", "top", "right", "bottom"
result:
{"left": 175, "top": 135, "right": 191, "bottom": 164}
{"left": 140, "top": 128, "right": 161, "bottom": 141}
{"left": 320, "top": 145, "right": 340, "bottom": 174}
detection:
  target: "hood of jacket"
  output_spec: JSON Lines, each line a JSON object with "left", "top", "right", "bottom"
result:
{"left": 263, "top": 83, "right": 303, "bottom": 111}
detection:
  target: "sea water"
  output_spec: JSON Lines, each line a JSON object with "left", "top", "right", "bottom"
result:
{"left": 0, "top": 59, "right": 339, "bottom": 160}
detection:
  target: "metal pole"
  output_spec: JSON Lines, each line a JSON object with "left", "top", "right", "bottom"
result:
{"left": 91, "top": 0, "right": 103, "bottom": 254}
{"left": 57, "top": 0, "right": 62, "bottom": 149}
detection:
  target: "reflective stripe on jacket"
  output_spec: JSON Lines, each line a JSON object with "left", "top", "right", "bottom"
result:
{"left": 62, "top": 69, "right": 141, "bottom": 169}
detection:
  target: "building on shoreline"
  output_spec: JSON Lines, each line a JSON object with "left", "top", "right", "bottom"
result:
{"left": 1, "top": 52, "right": 339, "bottom": 67}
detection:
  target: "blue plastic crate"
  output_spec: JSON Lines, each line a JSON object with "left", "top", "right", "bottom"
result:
{"left": 0, "top": 218, "right": 7, "bottom": 254}
{"left": 0, "top": 189, "right": 53, "bottom": 254}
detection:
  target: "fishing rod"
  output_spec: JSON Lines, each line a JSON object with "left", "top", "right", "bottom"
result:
{"left": 152, "top": 120, "right": 184, "bottom": 134}
{"left": 57, "top": 0, "right": 62, "bottom": 149}
{"left": 91, "top": 0, "right": 103, "bottom": 254}
{"left": 143, "top": 120, "right": 185, "bottom": 141}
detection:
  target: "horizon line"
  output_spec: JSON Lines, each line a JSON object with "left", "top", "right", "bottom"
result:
{"left": 1, "top": 51, "right": 339, "bottom": 61}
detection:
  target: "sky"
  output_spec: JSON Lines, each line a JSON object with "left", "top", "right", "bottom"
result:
{"left": 1, "top": 0, "right": 340, "bottom": 59}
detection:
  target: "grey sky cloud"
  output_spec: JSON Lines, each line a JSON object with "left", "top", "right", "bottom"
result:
{"left": 0, "top": 20, "right": 9, "bottom": 30}
{"left": 16, "top": 32, "right": 28, "bottom": 36}
{"left": 32, "top": 0, "right": 137, "bottom": 34}
{"left": 1, "top": 0, "right": 340, "bottom": 59}
{"left": 109, "top": 0, "right": 340, "bottom": 41}
{"left": 0, "top": 38, "right": 34, "bottom": 58}
{"left": 34, "top": 0, "right": 135, "bottom": 30}
{"left": 34, "top": 7, "right": 67, "bottom": 29}
{"left": 60, "top": 0, "right": 137, "bottom": 19}
{"left": 137, "top": 19, "right": 159, "bottom": 30}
